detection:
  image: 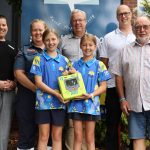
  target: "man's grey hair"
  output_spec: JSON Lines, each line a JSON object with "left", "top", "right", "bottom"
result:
{"left": 132, "top": 15, "right": 150, "bottom": 27}
{"left": 70, "top": 9, "right": 87, "bottom": 21}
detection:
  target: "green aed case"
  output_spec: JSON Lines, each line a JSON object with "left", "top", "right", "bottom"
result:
{"left": 58, "top": 72, "right": 86, "bottom": 101}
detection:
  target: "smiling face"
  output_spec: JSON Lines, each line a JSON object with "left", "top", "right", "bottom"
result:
{"left": 30, "top": 20, "right": 46, "bottom": 45}
{"left": 133, "top": 16, "right": 150, "bottom": 45}
{"left": 71, "top": 10, "right": 86, "bottom": 37}
{"left": 80, "top": 34, "right": 96, "bottom": 60}
{"left": 117, "top": 5, "right": 132, "bottom": 27}
{"left": 43, "top": 30, "right": 59, "bottom": 53}
{"left": 0, "top": 17, "right": 8, "bottom": 41}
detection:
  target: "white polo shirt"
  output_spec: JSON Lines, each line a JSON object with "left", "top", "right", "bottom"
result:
{"left": 100, "top": 28, "right": 135, "bottom": 88}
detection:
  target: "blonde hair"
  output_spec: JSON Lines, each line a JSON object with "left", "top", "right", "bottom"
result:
{"left": 42, "top": 28, "right": 59, "bottom": 42}
{"left": 30, "top": 19, "right": 48, "bottom": 32}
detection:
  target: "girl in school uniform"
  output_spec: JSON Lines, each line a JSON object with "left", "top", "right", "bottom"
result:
{"left": 68, "top": 33, "right": 111, "bottom": 150}
{"left": 30, "top": 28, "right": 69, "bottom": 150}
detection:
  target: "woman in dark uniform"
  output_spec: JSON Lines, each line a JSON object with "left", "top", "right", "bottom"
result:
{"left": 14, "top": 19, "right": 48, "bottom": 150}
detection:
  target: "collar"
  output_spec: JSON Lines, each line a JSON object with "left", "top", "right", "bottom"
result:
{"left": 29, "top": 43, "right": 44, "bottom": 53}
{"left": 115, "top": 28, "right": 133, "bottom": 36}
{"left": 133, "top": 40, "right": 150, "bottom": 47}
{"left": 43, "top": 50, "right": 60, "bottom": 62}
{"left": 69, "top": 31, "right": 87, "bottom": 39}
{"left": 78, "top": 57, "right": 97, "bottom": 67}
{"left": 115, "top": 28, "right": 122, "bottom": 34}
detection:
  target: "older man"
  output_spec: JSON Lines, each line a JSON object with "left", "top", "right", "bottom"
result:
{"left": 59, "top": 9, "right": 101, "bottom": 62}
{"left": 112, "top": 16, "right": 150, "bottom": 150}
{"left": 59, "top": 9, "right": 101, "bottom": 150}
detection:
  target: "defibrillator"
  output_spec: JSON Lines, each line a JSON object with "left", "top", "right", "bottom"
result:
{"left": 58, "top": 72, "right": 86, "bottom": 100}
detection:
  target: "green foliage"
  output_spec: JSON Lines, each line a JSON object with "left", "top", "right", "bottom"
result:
{"left": 6, "top": 0, "right": 22, "bottom": 16}
{"left": 141, "top": 0, "right": 150, "bottom": 17}
{"left": 95, "top": 120, "right": 107, "bottom": 148}
{"left": 120, "top": 113, "right": 130, "bottom": 147}
{"left": 95, "top": 114, "right": 130, "bottom": 149}
{"left": 95, "top": 114, "right": 150, "bottom": 149}
{"left": 120, "top": 113, "right": 150, "bottom": 148}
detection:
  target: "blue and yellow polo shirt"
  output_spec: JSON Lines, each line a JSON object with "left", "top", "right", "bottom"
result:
{"left": 30, "top": 50, "right": 69, "bottom": 110}
{"left": 68, "top": 57, "right": 111, "bottom": 115}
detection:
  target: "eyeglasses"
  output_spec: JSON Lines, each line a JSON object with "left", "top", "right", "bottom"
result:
{"left": 72, "top": 19, "right": 85, "bottom": 23}
{"left": 117, "top": 12, "right": 131, "bottom": 17}
{"left": 134, "top": 25, "right": 150, "bottom": 31}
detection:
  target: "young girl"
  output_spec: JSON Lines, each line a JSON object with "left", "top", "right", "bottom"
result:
{"left": 30, "top": 28, "right": 69, "bottom": 150}
{"left": 68, "top": 33, "right": 111, "bottom": 150}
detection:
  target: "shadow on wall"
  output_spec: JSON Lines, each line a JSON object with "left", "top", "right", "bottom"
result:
{"left": 105, "top": 22, "right": 117, "bottom": 34}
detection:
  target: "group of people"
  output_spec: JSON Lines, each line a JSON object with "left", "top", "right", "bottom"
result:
{"left": 0, "top": 4, "right": 150, "bottom": 150}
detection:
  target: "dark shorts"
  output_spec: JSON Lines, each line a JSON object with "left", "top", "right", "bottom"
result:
{"left": 35, "top": 109, "right": 66, "bottom": 126}
{"left": 68, "top": 113, "right": 101, "bottom": 121}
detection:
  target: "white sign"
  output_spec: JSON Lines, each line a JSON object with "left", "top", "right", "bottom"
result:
{"left": 44, "top": 0, "right": 99, "bottom": 11}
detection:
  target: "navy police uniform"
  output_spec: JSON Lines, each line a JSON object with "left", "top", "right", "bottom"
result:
{"left": 14, "top": 43, "right": 43, "bottom": 149}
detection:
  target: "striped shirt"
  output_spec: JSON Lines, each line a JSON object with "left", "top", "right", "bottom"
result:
{"left": 111, "top": 40, "right": 150, "bottom": 112}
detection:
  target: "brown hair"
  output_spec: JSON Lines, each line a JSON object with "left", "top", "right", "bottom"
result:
{"left": 0, "top": 14, "right": 7, "bottom": 20}
{"left": 0, "top": 14, "right": 7, "bottom": 24}
{"left": 80, "top": 33, "right": 97, "bottom": 46}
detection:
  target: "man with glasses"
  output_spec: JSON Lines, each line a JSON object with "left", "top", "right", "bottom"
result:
{"left": 59, "top": 9, "right": 101, "bottom": 150}
{"left": 59, "top": 9, "right": 101, "bottom": 62}
{"left": 112, "top": 16, "right": 150, "bottom": 150}
{"left": 100, "top": 5, "right": 135, "bottom": 150}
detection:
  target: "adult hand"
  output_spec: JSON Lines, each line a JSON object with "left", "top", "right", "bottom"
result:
{"left": 120, "top": 100, "right": 130, "bottom": 116}
{"left": 6, "top": 80, "right": 16, "bottom": 90}
{"left": 0, "top": 80, "right": 16, "bottom": 91}
{"left": 0, "top": 80, "right": 7, "bottom": 90}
